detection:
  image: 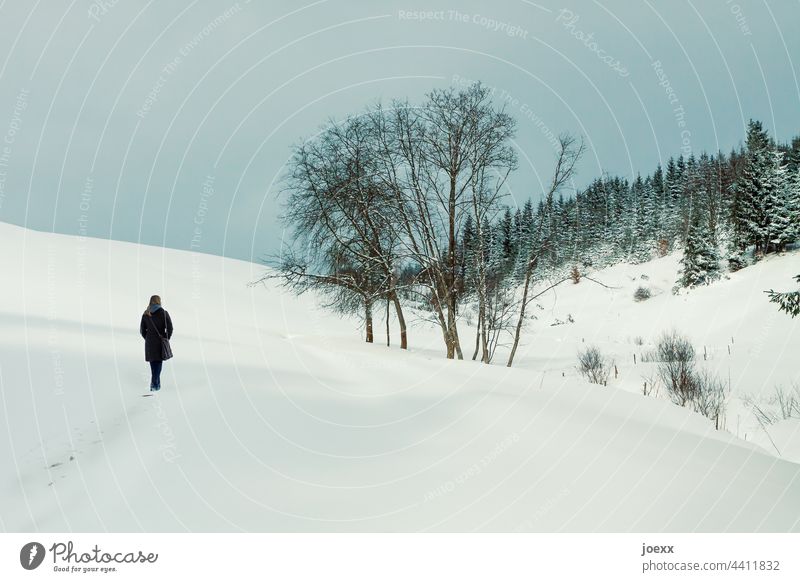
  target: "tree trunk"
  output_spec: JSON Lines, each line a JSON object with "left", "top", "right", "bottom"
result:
{"left": 472, "top": 312, "right": 482, "bottom": 360}
{"left": 480, "top": 284, "right": 491, "bottom": 364}
{"left": 385, "top": 298, "right": 390, "bottom": 347}
{"left": 507, "top": 258, "right": 536, "bottom": 367}
{"left": 480, "top": 299, "right": 490, "bottom": 363}
{"left": 453, "top": 323, "right": 464, "bottom": 360}
{"left": 475, "top": 264, "right": 489, "bottom": 363}
{"left": 365, "top": 300, "right": 373, "bottom": 343}
{"left": 446, "top": 300, "right": 463, "bottom": 360}
{"left": 390, "top": 291, "right": 408, "bottom": 349}
{"left": 433, "top": 300, "right": 452, "bottom": 358}
{"left": 447, "top": 173, "right": 463, "bottom": 361}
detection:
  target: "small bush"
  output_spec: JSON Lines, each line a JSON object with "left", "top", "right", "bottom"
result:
{"left": 633, "top": 335, "right": 645, "bottom": 346}
{"left": 656, "top": 330, "right": 695, "bottom": 363}
{"left": 642, "top": 372, "right": 660, "bottom": 397}
{"left": 651, "top": 329, "right": 728, "bottom": 428}
{"left": 570, "top": 265, "right": 581, "bottom": 284}
{"left": 691, "top": 370, "right": 729, "bottom": 430}
{"left": 656, "top": 330, "right": 696, "bottom": 407}
{"left": 577, "top": 346, "right": 611, "bottom": 385}
{"left": 634, "top": 286, "right": 651, "bottom": 302}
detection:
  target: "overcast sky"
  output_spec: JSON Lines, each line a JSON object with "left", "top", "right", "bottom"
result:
{"left": 0, "top": 0, "right": 798, "bottom": 263}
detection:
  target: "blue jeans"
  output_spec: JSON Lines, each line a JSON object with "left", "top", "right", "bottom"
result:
{"left": 150, "top": 361, "right": 163, "bottom": 389}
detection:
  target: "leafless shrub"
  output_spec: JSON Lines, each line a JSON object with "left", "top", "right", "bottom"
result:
{"left": 743, "top": 384, "right": 800, "bottom": 426}
{"left": 656, "top": 329, "right": 695, "bottom": 362}
{"left": 648, "top": 330, "right": 729, "bottom": 428}
{"left": 691, "top": 370, "right": 729, "bottom": 430}
{"left": 656, "top": 330, "right": 697, "bottom": 407}
{"left": 773, "top": 384, "right": 800, "bottom": 420}
{"left": 640, "top": 348, "right": 658, "bottom": 363}
{"left": 633, "top": 335, "right": 645, "bottom": 346}
{"left": 577, "top": 345, "right": 611, "bottom": 385}
{"left": 642, "top": 372, "right": 661, "bottom": 398}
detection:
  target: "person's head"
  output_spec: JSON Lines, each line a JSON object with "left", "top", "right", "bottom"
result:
{"left": 145, "top": 295, "right": 162, "bottom": 315}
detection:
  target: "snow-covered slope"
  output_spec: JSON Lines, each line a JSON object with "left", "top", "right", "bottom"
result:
{"left": 1, "top": 221, "right": 798, "bottom": 532}
{"left": 501, "top": 252, "right": 800, "bottom": 445}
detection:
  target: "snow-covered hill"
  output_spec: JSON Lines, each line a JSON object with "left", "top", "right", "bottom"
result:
{"left": 495, "top": 251, "right": 800, "bottom": 459}
{"left": 1, "top": 221, "right": 798, "bottom": 532}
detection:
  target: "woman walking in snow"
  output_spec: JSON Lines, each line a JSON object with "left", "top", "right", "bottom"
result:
{"left": 140, "top": 295, "right": 173, "bottom": 391}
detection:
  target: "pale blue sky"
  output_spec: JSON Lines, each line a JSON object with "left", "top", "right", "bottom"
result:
{"left": 0, "top": 0, "right": 798, "bottom": 262}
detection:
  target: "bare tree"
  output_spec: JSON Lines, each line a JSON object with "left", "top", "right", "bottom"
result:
{"left": 268, "top": 248, "right": 383, "bottom": 341}
{"left": 463, "top": 102, "right": 518, "bottom": 363}
{"left": 258, "top": 114, "right": 408, "bottom": 347}
{"left": 484, "top": 280, "right": 519, "bottom": 363}
{"left": 507, "top": 135, "right": 585, "bottom": 367}
{"left": 370, "top": 83, "right": 517, "bottom": 359}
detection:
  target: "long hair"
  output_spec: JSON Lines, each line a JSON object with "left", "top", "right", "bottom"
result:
{"left": 144, "top": 295, "right": 161, "bottom": 315}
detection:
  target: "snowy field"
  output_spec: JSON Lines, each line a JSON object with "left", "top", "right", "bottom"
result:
{"left": 1, "top": 220, "right": 799, "bottom": 532}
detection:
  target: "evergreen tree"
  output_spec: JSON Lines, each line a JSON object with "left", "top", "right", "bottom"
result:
{"left": 499, "top": 207, "right": 515, "bottom": 264}
{"left": 680, "top": 155, "right": 699, "bottom": 244}
{"left": 642, "top": 176, "right": 658, "bottom": 241}
{"left": 734, "top": 120, "right": 774, "bottom": 254}
{"left": 768, "top": 150, "right": 794, "bottom": 251}
{"left": 767, "top": 275, "right": 800, "bottom": 317}
{"left": 679, "top": 217, "right": 720, "bottom": 287}
{"left": 787, "top": 137, "right": 800, "bottom": 173}
{"left": 461, "top": 214, "right": 477, "bottom": 294}
{"left": 629, "top": 175, "right": 653, "bottom": 261}
{"left": 513, "top": 200, "right": 535, "bottom": 281}
{"left": 722, "top": 147, "right": 746, "bottom": 270}
{"left": 699, "top": 152, "right": 723, "bottom": 244}
{"left": 519, "top": 200, "right": 534, "bottom": 248}
{"left": 470, "top": 120, "right": 797, "bottom": 289}
{"left": 488, "top": 219, "right": 505, "bottom": 278}
{"left": 789, "top": 167, "right": 800, "bottom": 242}
{"left": 664, "top": 157, "right": 683, "bottom": 245}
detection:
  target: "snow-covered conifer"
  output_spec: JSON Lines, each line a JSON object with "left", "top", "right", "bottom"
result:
{"left": 679, "top": 217, "right": 720, "bottom": 287}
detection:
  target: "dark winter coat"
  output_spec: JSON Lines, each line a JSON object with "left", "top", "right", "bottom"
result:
{"left": 140, "top": 308, "right": 173, "bottom": 362}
